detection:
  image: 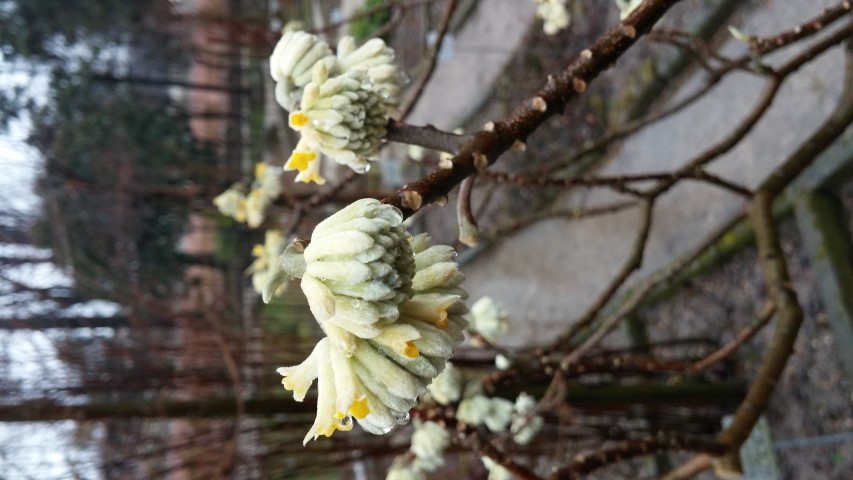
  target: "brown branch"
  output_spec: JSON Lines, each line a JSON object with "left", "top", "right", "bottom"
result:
{"left": 380, "top": 0, "right": 686, "bottom": 217}
{"left": 385, "top": 119, "right": 470, "bottom": 153}
{"left": 748, "top": 1, "right": 853, "bottom": 55}
{"left": 558, "top": 199, "right": 654, "bottom": 354}
{"left": 398, "top": 0, "right": 460, "bottom": 119}
{"left": 549, "top": 433, "right": 726, "bottom": 480}
{"left": 485, "top": 200, "right": 638, "bottom": 242}
{"left": 687, "top": 302, "right": 776, "bottom": 374}
{"left": 717, "top": 37, "right": 853, "bottom": 459}
{"left": 659, "top": 453, "right": 714, "bottom": 480}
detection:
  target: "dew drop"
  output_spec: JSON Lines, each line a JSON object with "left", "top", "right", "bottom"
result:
{"left": 381, "top": 425, "right": 395, "bottom": 434}
{"left": 338, "top": 415, "right": 353, "bottom": 428}
{"left": 395, "top": 412, "right": 411, "bottom": 425}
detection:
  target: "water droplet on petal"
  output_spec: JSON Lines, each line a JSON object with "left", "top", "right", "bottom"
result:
{"left": 395, "top": 412, "right": 411, "bottom": 425}
{"left": 338, "top": 415, "right": 353, "bottom": 428}
{"left": 381, "top": 425, "right": 395, "bottom": 434}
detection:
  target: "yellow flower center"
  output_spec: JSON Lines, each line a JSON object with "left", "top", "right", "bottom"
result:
{"left": 252, "top": 244, "right": 265, "bottom": 258}
{"left": 348, "top": 397, "right": 370, "bottom": 419}
{"left": 290, "top": 111, "right": 310, "bottom": 128}
{"left": 286, "top": 151, "right": 317, "bottom": 172}
{"left": 401, "top": 340, "right": 420, "bottom": 358}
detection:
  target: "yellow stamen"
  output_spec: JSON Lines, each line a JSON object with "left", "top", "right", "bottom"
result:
{"left": 254, "top": 162, "right": 267, "bottom": 178}
{"left": 402, "top": 341, "right": 420, "bottom": 358}
{"left": 348, "top": 397, "right": 370, "bottom": 419}
{"left": 296, "top": 170, "right": 326, "bottom": 185}
{"left": 251, "top": 244, "right": 265, "bottom": 257}
{"left": 290, "top": 111, "right": 309, "bottom": 128}
{"left": 285, "top": 151, "right": 317, "bottom": 172}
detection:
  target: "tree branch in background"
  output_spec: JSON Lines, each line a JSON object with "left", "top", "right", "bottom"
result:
{"left": 381, "top": 0, "right": 685, "bottom": 217}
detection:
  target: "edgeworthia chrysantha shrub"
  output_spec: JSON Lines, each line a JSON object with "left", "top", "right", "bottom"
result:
{"left": 270, "top": 199, "right": 467, "bottom": 443}
{"left": 269, "top": 30, "right": 403, "bottom": 184}
{"left": 285, "top": 63, "right": 388, "bottom": 182}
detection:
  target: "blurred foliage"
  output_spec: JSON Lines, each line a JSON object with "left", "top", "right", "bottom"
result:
{"left": 0, "top": 0, "right": 152, "bottom": 61}
{"left": 27, "top": 67, "right": 215, "bottom": 300}
{"left": 350, "top": 0, "right": 392, "bottom": 42}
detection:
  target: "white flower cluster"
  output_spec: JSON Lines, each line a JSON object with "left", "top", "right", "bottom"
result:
{"left": 246, "top": 229, "right": 288, "bottom": 298}
{"left": 534, "top": 0, "right": 570, "bottom": 36}
{"left": 270, "top": 30, "right": 404, "bottom": 184}
{"left": 386, "top": 420, "right": 451, "bottom": 479}
{"left": 469, "top": 296, "right": 509, "bottom": 344}
{"left": 457, "top": 388, "right": 543, "bottom": 443}
{"left": 212, "top": 162, "right": 282, "bottom": 228}
{"left": 273, "top": 199, "right": 467, "bottom": 443}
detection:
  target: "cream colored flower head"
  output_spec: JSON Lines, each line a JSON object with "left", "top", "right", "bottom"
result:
{"left": 336, "top": 36, "right": 404, "bottom": 115}
{"left": 535, "top": 0, "right": 570, "bottom": 35}
{"left": 510, "top": 392, "right": 544, "bottom": 445}
{"left": 427, "top": 361, "right": 462, "bottom": 405}
{"left": 469, "top": 296, "right": 509, "bottom": 343}
{"left": 270, "top": 29, "right": 337, "bottom": 112}
{"left": 213, "top": 186, "right": 247, "bottom": 223}
{"left": 274, "top": 199, "right": 467, "bottom": 442}
{"left": 285, "top": 63, "right": 388, "bottom": 184}
{"left": 410, "top": 420, "right": 450, "bottom": 472}
{"left": 247, "top": 229, "right": 288, "bottom": 298}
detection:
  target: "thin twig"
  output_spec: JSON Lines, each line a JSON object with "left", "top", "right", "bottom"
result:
{"left": 717, "top": 37, "right": 853, "bottom": 461}
{"left": 558, "top": 199, "right": 654, "bottom": 355}
{"left": 687, "top": 302, "right": 776, "bottom": 374}
{"left": 399, "top": 0, "right": 460, "bottom": 119}
{"left": 380, "top": 0, "right": 687, "bottom": 217}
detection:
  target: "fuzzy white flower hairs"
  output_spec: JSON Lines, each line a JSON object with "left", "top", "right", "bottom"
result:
{"left": 270, "top": 30, "right": 405, "bottom": 184}
{"left": 269, "top": 199, "right": 467, "bottom": 443}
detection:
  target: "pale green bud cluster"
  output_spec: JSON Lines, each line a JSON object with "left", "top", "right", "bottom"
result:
{"left": 213, "top": 186, "right": 247, "bottom": 223}
{"left": 458, "top": 387, "right": 543, "bottom": 443}
{"left": 212, "top": 162, "right": 282, "bottom": 228}
{"left": 427, "top": 361, "right": 462, "bottom": 405}
{"left": 246, "top": 229, "right": 288, "bottom": 298}
{"left": 534, "top": 0, "right": 570, "bottom": 35}
{"left": 469, "top": 296, "right": 510, "bottom": 344}
{"left": 270, "top": 29, "right": 404, "bottom": 183}
{"left": 274, "top": 199, "right": 467, "bottom": 443}
{"left": 286, "top": 64, "right": 388, "bottom": 178}
{"left": 337, "top": 36, "right": 404, "bottom": 114}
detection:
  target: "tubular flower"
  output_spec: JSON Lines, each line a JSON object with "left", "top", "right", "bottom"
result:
{"left": 213, "top": 186, "right": 247, "bottom": 223}
{"left": 285, "top": 63, "right": 388, "bottom": 181}
{"left": 336, "top": 36, "right": 404, "bottom": 114}
{"left": 274, "top": 199, "right": 467, "bottom": 441}
{"left": 247, "top": 229, "right": 288, "bottom": 298}
{"left": 270, "top": 29, "right": 337, "bottom": 112}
